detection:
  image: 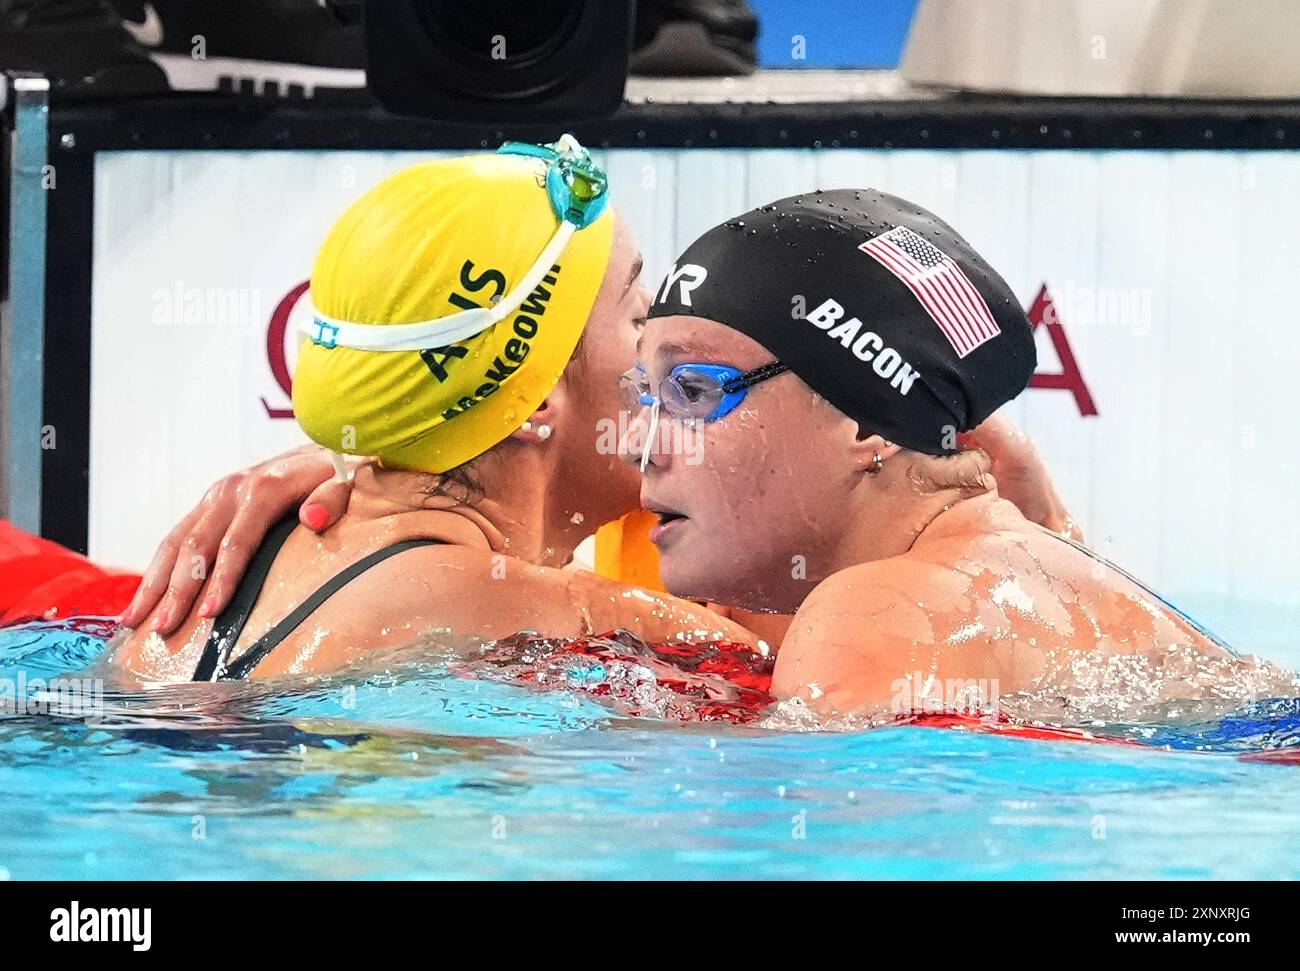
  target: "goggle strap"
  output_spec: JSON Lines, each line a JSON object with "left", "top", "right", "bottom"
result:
{"left": 301, "top": 221, "right": 577, "bottom": 353}
{"left": 640, "top": 398, "right": 660, "bottom": 473}
{"left": 722, "top": 361, "right": 790, "bottom": 393}
{"left": 329, "top": 450, "right": 353, "bottom": 482}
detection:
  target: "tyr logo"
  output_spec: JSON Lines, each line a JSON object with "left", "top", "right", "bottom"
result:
{"left": 657, "top": 263, "right": 707, "bottom": 307}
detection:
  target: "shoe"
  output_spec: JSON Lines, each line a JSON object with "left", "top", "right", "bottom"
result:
{"left": 0, "top": 0, "right": 168, "bottom": 99}
{"left": 112, "top": 0, "right": 366, "bottom": 99}
{"left": 631, "top": 0, "right": 758, "bottom": 77}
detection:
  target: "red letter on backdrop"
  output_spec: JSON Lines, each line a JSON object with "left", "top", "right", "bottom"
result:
{"left": 260, "top": 281, "right": 309, "bottom": 419}
{"left": 1027, "top": 283, "right": 1098, "bottom": 417}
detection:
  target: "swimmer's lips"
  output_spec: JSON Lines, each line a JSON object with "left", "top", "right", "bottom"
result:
{"left": 643, "top": 500, "right": 689, "bottom": 545}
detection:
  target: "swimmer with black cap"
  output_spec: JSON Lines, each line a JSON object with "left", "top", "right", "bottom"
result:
{"left": 631, "top": 189, "right": 1292, "bottom": 718}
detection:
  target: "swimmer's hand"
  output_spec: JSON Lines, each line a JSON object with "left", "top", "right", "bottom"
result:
{"left": 964, "top": 411, "right": 1085, "bottom": 543}
{"left": 119, "top": 446, "right": 361, "bottom": 634}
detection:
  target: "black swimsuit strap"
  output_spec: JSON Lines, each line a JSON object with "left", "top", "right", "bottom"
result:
{"left": 192, "top": 514, "right": 442, "bottom": 681}
{"left": 218, "top": 537, "right": 439, "bottom": 680}
{"left": 192, "top": 512, "right": 299, "bottom": 681}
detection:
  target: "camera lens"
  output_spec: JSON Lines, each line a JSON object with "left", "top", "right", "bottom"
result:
{"left": 419, "top": 0, "right": 585, "bottom": 71}
{"left": 364, "top": 0, "right": 631, "bottom": 119}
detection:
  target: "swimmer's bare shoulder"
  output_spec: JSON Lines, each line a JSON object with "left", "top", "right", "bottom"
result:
{"left": 771, "top": 557, "right": 951, "bottom": 715}
{"left": 770, "top": 510, "right": 1288, "bottom": 718}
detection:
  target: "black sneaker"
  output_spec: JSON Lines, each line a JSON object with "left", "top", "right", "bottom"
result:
{"left": 632, "top": 0, "right": 759, "bottom": 77}
{"left": 0, "top": 0, "right": 168, "bottom": 99}
{"left": 112, "top": 0, "right": 365, "bottom": 99}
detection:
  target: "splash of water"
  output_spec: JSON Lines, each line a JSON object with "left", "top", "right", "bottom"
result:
{"left": 461, "top": 629, "right": 775, "bottom": 723}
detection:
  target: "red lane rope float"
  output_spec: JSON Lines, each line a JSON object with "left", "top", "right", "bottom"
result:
{"left": 906, "top": 711, "right": 1144, "bottom": 747}
{"left": 0, "top": 520, "right": 141, "bottom": 625}
{"left": 1237, "top": 748, "right": 1300, "bottom": 765}
{"left": 467, "top": 633, "right": 1148, "bottom": 739}
{"left": 468, "top": 633, "right": 778, "bottom": 723}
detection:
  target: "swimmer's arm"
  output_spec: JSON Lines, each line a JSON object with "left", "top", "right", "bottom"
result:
{"left": 306, "top": 547, "right": 761, "bottom": 658}
{"left": 771, "top": 562, "right": 939, "bottom": 717}
{"left": 966, "top": 412, "right": 1084, "bottom": 543}
{"left": 566, "top": 570, "right": 761, "bottom": 647}
{"left": 706, "top": 603, "right": 793, "bottom": 648}
{"left": 120, "top": 445, "right": 363, "bottom": 634}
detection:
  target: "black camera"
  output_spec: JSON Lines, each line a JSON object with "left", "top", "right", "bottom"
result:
{"left": 362, "top": 0, "right": 632, "bottom": 121}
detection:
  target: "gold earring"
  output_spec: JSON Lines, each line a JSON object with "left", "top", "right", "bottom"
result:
{"left": 867, "top": 452, "right": 883, "bottom": 475}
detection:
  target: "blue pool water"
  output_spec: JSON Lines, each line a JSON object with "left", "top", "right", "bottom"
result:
{"left": 3, "top": 617, "right": 1300, "bottom": 880}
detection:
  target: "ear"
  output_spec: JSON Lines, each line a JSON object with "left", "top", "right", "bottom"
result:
{"left": 509, "top": 386, "right": 567, "bottom": 443}
{"left": 847, "top": 427, "right": 903, "bottom": 473}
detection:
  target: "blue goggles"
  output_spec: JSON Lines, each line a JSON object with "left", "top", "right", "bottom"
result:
{"left": 618, "top": 360, "right": 791, "bottom": 424}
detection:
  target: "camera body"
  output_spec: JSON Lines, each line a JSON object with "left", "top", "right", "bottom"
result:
{"left": 363, "top": 0, "right": 633, "bottom": 121}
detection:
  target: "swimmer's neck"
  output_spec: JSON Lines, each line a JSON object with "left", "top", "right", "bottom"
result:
{"left": 341, "top": 460, "right": 591, "bottom": 569}
{"left": 814, "top": 477, "right": 1014, "bottom": 583}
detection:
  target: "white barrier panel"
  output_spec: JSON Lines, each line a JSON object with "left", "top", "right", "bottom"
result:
{"left": 90, "top": 148, "right": 1300, "bottom": 656}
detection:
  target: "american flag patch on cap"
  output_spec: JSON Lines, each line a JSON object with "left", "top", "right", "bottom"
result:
{"left": 859, "top": 226, "right": 1001, "bottom": 358}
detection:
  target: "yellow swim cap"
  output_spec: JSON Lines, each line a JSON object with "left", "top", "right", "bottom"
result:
{"left": 293, "top": 141, "right": 615, "bottom": 473}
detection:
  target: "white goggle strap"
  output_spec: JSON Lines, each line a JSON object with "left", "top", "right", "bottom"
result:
{"left": 640, "top": 397, "right": 661, "bottom": 474}
{"left": 329, "top": 451, "right": 352, "bottom": 482}
{"left": 301, "top": 220, "right": 578, "bottom": 353}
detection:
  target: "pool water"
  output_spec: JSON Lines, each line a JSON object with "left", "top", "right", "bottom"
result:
{"left": 3, "top": 617, "right": 1300, "bottom": 880}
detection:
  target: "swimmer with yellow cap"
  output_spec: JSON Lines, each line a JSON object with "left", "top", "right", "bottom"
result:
{"left": 296, "top": 135, "right": 616, "bottom": 475}
{"left": 115, "top": 136, "right": 759, "bottom": 682}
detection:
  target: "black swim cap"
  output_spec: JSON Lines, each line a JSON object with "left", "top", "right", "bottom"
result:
{"left": 647, "top": 189, "right": 1036, "bottom": 454}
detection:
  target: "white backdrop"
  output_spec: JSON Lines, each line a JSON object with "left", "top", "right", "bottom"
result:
{"left": 90, "top": 148, "right": 1300, "bottom": 659}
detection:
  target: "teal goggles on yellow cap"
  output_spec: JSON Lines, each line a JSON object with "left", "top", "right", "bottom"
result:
{"left": 306, "top": 133, "right": 609, "bottom": 354}
{"left": 498, "top": 133, "right": 609, "bottom": 229}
